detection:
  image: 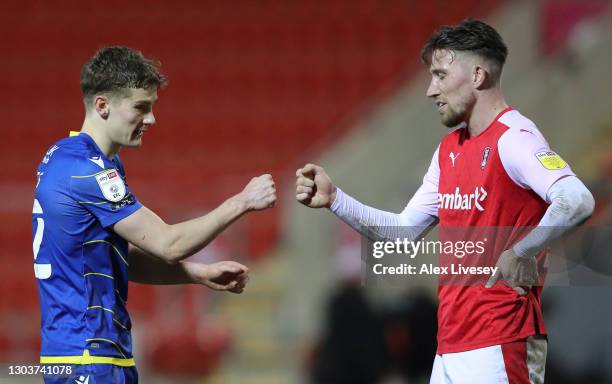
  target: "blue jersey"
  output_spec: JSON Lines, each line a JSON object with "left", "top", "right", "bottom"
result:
{"left": 33, "top": 132, "right": 142, "bottom": 367}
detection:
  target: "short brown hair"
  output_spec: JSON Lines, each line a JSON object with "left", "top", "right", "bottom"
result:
{"left": 80, "top": 46, "right": 167, "bottom": 105}
{"left": 421, "top": 19, "right": 508, "bottom": 81}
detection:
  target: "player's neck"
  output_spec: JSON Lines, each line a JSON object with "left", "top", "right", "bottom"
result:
{"left": 81, "top": 119, "right": 121, "bottom": 159}
{"left": 466, "top": 90, "right": 508, "bottom": 137}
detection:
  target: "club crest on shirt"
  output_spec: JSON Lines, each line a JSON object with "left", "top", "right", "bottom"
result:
{"left": 535, "top": 151, "right": 567, "bottom": 170}
{"left": 481, "top": 147, "right": 491, "bottom": 169}
{"left": 95, "top": 169, "right": 126, "bottom": 202}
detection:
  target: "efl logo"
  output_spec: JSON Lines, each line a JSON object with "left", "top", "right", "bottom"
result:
{"left": 438, "top": 186, "right": 488, "bottom": 212}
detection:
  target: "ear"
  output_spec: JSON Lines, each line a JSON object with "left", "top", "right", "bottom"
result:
{"left": 94, "top": 95, "right": 110, "bottom": 119}
{"left": 473, "top": 65, "right": 488, "bottom": 90}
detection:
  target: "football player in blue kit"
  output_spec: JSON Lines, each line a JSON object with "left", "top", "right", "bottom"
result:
{"left": 33, "top": 46, "right": 277, "bottom": 383}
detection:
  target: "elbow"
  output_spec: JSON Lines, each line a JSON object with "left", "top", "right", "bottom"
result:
{"left": 576, "top": 190, "right": 595, "bottom": 222}
{"left": 567, "top": 190, "right": 595, "bottom": 225}
{"left": 157, "top": 225, "right": 187, "bottom": 264}
{"left": 160, "top": 239, "right": 190, "bottom": 264}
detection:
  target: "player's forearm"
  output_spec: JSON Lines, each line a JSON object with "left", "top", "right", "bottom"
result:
{"left": 161, "top": 196, "right": 248, "bottom": 263}
{"left": 129, "top": 245, "right": 195, "bottom": 284}
{"left": 330, "top": 187, "right": 437, "bottom": 242}
{"left": 513, "top": 176, "right": 595, "bottom": 258}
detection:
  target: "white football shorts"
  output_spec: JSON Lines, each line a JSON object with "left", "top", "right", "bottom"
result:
{"left": 429, "top": 336, "right": 547, "bottom": 384}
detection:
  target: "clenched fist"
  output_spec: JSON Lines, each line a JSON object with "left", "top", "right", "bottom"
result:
{"left": 295, "top": 163, "right": 336, "bottom": 208}
{"left": 237, "top": 174, "right": 277, "bottom": 211}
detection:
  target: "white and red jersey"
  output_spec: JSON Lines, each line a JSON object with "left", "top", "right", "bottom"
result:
{"left": 408, "top": 107, "right": 575, "bottom": 354}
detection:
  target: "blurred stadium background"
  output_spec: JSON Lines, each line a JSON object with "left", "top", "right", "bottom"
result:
{"left": 1, "top": 0, "right": 612, "bottom": 383}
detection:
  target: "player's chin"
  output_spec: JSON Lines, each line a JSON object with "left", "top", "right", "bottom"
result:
{"left": 127, "top": 128, "right": 146, "bottom": 145}
{"left": 125, "top": 136, "right": 144, "bottom": 147}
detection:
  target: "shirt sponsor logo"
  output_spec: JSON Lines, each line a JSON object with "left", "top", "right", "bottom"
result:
{"left": 535, "top": 151, "right": 567, "bottom": 170}
{"left": 95, "top": 169, "right": 126, "bottom": 202}
{"left": 438, "top": 186, "right": 488, "bottom": 212}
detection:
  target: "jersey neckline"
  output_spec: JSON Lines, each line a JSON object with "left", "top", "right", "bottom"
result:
{"left": 462, "top": 106, "right": 513, "bottom": 141}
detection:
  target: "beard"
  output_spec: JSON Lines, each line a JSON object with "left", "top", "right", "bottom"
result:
{"left": 440, "top": 103, "right": 467, "bottom": 127}
{"left": 440, "top": 94, "right": 476, "bottom": 128}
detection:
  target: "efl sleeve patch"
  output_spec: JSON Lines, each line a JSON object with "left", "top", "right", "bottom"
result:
{"left": 535, "top": 151, "right": 567, "bottom": 170}
{"left": 95, "top": 169, "right": 127, "bottom": 202}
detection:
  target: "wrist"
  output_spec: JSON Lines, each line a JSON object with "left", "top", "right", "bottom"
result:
{"left": 180, "top": 261, "right": 201, "bottom": 284}
{"left": 328, "top": 185, "right": 338, "bottom": 209}
{"left": 512, "top": 244, "right": 537, "bottom": 259}
{"left": 227, "top": 193, "right": 250, "bottom": 214}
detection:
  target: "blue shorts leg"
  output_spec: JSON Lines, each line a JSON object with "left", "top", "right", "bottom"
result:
{"left": 43, "top": 364, "right": 138, "bottom": 384}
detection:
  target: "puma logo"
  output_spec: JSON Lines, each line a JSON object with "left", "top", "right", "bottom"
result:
{"left": 449, "top": 152, "right": 460, "bottom": 167}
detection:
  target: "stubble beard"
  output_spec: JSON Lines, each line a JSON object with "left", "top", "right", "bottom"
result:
{"left": 440, "top": 94, "right": 476, "bottom": 128}
{"left": 441, "top": 104, "right": 467, "bottom": 128}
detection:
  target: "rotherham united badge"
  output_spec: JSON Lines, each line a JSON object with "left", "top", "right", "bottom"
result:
{"left": 481, "top": 147, "right": 491, "bottom": 169}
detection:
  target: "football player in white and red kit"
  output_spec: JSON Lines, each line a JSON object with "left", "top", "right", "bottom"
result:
{"left": 295, "top": 19, "right": 594, "bottom": 384}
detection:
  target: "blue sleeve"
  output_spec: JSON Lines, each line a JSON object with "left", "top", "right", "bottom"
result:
{"left": 69, "top": 159, "right": 143, "bottom": 228}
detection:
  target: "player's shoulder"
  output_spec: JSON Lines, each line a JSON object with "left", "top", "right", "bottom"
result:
{"left": 35, "top": 136, "right": 97, "bottom": 195}
{"left": 38, "top": 136, "right": 87, "bottom": 172}
{"left": 498, "top": 109, "right": 544, "bottom": 137}
{"left": 498, "top": 109, "right": 538, "bottom": 129}
{"left": 498, "top": 109, "right": 547, "bottom": 148}
{"left": 38, "top": 136, "right": 112, "bottom": 184}
{"left": 47, "top": 135, "right": 97, "bottom": 161}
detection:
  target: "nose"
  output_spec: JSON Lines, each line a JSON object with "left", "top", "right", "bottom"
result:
{"left": 143, "top": 111, "right": 156, "bottom": 125}
{"left": 426, "top": 77, "right": 439, "bottom": 98}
